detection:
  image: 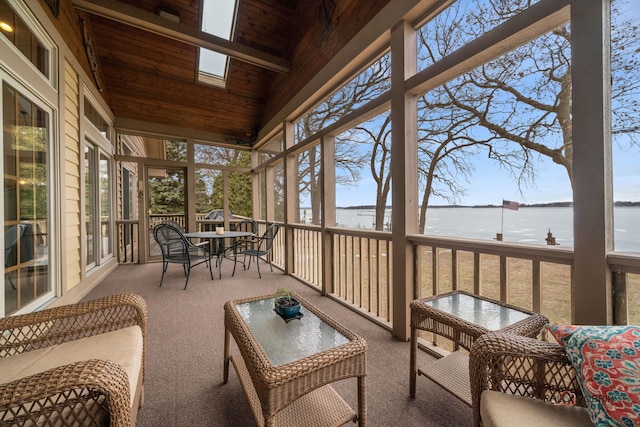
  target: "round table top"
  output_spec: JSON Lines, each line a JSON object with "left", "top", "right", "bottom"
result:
{"left": 184, "top": 231, "right": 254, "bottom": 239}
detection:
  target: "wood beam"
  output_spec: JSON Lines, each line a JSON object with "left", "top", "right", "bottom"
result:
{"left": 72, "top": 0, "right": 290, "bottom": 73}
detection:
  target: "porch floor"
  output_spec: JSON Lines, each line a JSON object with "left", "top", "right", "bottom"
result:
{"left": 85, "top": 260, "right": 472, "bottom": 426}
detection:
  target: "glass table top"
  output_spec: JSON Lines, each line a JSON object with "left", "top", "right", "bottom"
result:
{"left": 423, "top": 293, "right": 531, "bottom": 331}
{"left": 236, "top": 298, "right": 349, "bottom": 366}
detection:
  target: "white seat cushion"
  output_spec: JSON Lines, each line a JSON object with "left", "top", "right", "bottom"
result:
{"left": 0, "top": 326, "right": 143, "bottom": 407}
{"left": 481, "top": 390, "right": 593, "bottom": 427}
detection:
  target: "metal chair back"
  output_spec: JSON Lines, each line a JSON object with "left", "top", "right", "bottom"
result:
{"left": 152, "top": 223, "right": 213, "bottom": 289}
{"left": 232, "top": 219, "right": 258, "bottom": 235}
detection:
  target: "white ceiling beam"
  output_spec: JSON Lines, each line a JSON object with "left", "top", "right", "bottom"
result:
{"left": 72, "top": 0, "right": 290, "bottom": 73}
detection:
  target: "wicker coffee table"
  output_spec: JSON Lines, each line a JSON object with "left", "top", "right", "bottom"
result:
{"left": 409, "top": 290, "right": 548, "bottom": 405}
{"left": 223, "top": 293, "right": 367, "bottom": 427}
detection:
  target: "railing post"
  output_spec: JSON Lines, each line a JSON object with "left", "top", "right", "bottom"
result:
{"left": 613, "top": 270, "right": 628, "bottom": 325}
{"left": 532, "top": 260, "right": 542, "bottom": 313}
{"left": 451, "top": 249, "right": 458, "bottom": 291}
{"left": 474, "top": 252, "right": 482, "bottom": 295}
{"left": 500, "top": 256, "right": 508, "bottom": 303}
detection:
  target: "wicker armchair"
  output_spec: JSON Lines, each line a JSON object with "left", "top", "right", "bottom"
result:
{"left": 0, "top": 293, "right": 147, "bottom": 427}
{"left": 469, "top": 332, "right": 592, "bottom": 427}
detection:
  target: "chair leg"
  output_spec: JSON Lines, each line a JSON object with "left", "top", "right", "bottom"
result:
{"left": 208, "top": 256, "right": 214, "bottom": 280}
{"left": 256, "top": 256, "right": 262, "bottom": 278}
{"left": 184, "top": 266, "right": 191, "bottom": 290}
{"left": 159, "top": 262, "right": 167, "bottom": 287}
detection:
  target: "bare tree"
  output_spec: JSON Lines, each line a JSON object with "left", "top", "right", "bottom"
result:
{"left": 414, "top": 0, "right": 640, "bottom": 232}
{"left": 352, "top": 114, "right": 391, "bottom": 230}
{"left": 295, "top": 54, "right": 391, "bottom": 224}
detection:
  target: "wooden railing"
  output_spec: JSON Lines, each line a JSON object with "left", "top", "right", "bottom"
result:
{"left": 289, "top": 224, "right": 323, "bottom": 288}
{"left": 329, "top": 228, "right": 393, "bottom": 323}
{"left": 115, "top": 220, "right": 138, "bottom": 264}
{"left": 608, "top": 253, "right": 640, "bottom": 325}
{"left": 408, "top": 235, "right": 575, "bottom": 325}
{"left": 117, "top": 214, "right": 640, "bottom": 326}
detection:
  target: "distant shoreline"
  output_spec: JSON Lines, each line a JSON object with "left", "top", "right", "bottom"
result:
{"left": 329, "top": 201, "right": 640, "bottom": 210}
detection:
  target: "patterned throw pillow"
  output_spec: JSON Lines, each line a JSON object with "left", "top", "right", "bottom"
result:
{"left": 547, "top": 324, "right": 640, "bottom": 427}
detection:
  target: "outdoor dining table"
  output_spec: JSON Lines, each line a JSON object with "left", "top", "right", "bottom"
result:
{"left": 183, "top": 230, "right": 253, "bottom": 277}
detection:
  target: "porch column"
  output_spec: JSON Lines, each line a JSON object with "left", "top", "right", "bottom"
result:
{"left": 571, "top": 0, "right": 613, "bottom": 324}
{"left": 283, "top": 121, "right": 296, "bottom": 275}
{"left": 321, "top": 135, "right": 336, "bottom": 296}
{"left": 391, "top": 20, "right": 418, "bottom": 341}
{"left": 185, "top": 142, "right": 196, "bottom": 231}
{"left": 251, "top": 150, "right": 260, "bottom": 220}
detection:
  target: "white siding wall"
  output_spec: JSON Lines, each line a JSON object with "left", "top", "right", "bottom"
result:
{"left": 63, "top": 60, "right": 82, "bottom": 289}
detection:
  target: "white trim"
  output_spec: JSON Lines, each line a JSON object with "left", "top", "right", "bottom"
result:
{"left": 0, "top": 70, "right": 58, "bottom": 317}
{"left": 4, "top": 0, "right": 58, "bottom": 89}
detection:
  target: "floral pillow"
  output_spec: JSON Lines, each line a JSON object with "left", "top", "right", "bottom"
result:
{"left": 547, "top": 324, "right": 640, "bottom": 427}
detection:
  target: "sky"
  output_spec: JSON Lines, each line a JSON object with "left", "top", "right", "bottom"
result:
{"left": 331, "top": 127, "right": 640, "bottom": 208}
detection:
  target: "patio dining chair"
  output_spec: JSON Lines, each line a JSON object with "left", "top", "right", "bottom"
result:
{"left": 153, "top": 223, "right": 214, "bottom": 289}
{"left": 231, "top": 218, "right": 258, "bottom": 234}
{"left": 229, "top": 222, "right": 280, "bottom": 278}
{"left": 223, "top": 218, "right": 258, "bottom": 261}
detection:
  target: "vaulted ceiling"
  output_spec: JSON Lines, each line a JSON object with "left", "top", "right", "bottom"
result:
{"left": 68, "top": 0, "right": 391, "bottom": 148}
{"left": 72, "top": 0, "right": 297, "bottom": 146}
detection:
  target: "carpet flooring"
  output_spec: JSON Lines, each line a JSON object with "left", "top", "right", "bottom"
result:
{"left": 84, "top": 259, "right": 472, "bottom": 426}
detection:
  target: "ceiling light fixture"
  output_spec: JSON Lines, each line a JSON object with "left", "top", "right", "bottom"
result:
{"left": 0, "top": 21, "right": 14, "bottom": 32}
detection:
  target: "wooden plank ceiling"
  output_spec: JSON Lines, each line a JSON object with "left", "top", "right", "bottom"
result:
{"left": 79, "top": 0, "right": 297, "bottom": 145}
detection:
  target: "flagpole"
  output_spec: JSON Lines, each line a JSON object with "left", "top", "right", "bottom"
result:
{"left": 501, "top": 203, "right": 504, "bottom": 235}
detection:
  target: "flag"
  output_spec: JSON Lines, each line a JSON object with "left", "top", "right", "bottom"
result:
{"left": 502, "top": 200, "right": 520, "bottom": 211}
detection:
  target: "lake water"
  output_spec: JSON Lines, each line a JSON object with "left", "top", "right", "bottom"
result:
{"left": 308, "top": 207, "right": 640, "bottom": 252}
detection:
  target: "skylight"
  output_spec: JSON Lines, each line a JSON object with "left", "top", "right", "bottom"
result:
{"left": 198, "top": 0, "right": 238, "bottom": 87}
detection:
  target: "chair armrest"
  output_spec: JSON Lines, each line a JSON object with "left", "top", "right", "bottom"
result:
{"left": 0, "top": 293, "right": 147, "bottom": 359}
{"left": 0, "top": 359, "right": 132, "bottom": 427}
{"left": 469, "top": 332, "right": 585, "bottom": 427}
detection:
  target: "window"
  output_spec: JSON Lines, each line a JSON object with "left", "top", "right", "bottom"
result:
{"left": 333, "top": 112, "right": 391, "bottom": 230}
{"left": 611, "top": 0, "right": 640, "bottom": 253}
{"left": 0, "top": 0, "right": 55, "bottom": 82}
{"left": 294, "top": 53, "right": 391, "bottom": 144}
{"left": 416, "top": 0, "right": 542, "bottom": 72}
{"left": 84, "top": 96, "right": 109, "bottom": 138}
{"left": 84, "top": 142, "right": 112, "bottom": 268}
{"left": 198, "top": 0, "right": 239, "bottom": 87}
{"left": 3, "top": 81, "right": 51, "bottom": 315}
{"left": 415, "top": 7, "right": 573, "bottom": 246}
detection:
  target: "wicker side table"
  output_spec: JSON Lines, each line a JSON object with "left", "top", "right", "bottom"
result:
{"left": 409, "top": 290, "right": 548, "bottom": 404}
{"left": 224, "top": 293, "right": 367, "bottom": 427}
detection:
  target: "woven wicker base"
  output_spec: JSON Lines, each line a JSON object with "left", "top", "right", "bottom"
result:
{"left": 418, "top": 350, "right": 472, "bottom": 406}
{"left": 231, "top": 354, "right": 357, "bottom": 427}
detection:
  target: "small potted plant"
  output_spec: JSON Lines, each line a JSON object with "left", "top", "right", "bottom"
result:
{"left": 274, "top": 287, "right": 301, "bottom": 319}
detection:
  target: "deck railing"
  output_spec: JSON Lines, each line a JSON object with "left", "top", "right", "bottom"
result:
{"left": 608, "top": 253, "right": 640, "bottom": 325}
{"left": 277, "top": 226, "right": 640, "bottom": 328}
{"left": 117, "top": 215, "right": 640, "bottom": 326}
{"left": 408, "top": 235, "right": 575, "bottom": 325}
{"left": 115, "top": 220, "right": 139, "bottom": 264}
{"left": 329, "top": 228, "right": 393, "bottom": 323}
{"left": 289, "top": 224, "right": 323, "bottom": 288}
